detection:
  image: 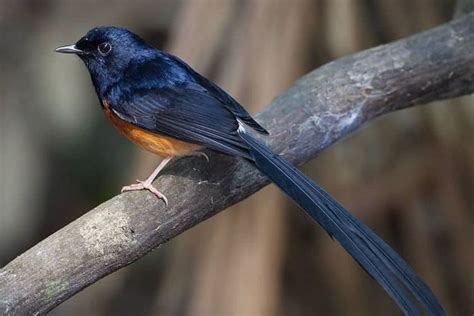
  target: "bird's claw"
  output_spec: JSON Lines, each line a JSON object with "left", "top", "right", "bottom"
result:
{"left": 199, "top": 152, "right": 210, "bottom": 162}
{"left": 121, "top": 180, "right": 168, "bottom": 206}
{"left": 188, "top": 151, "right": 209, "bottom": 162}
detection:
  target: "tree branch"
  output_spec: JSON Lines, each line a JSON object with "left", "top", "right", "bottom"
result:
{"left": 1, "top": 12, "right": 474, "bottom": 315}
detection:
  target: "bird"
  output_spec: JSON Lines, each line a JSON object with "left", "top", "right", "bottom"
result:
{"left": 55, "top": 26, "right": 445, "bottom": 316}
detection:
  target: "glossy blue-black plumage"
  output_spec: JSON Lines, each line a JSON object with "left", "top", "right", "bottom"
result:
{"left": 63, "top": 26, "right": 445, "bottom": 316}
{"left": 75, "top": 27, "right": 267, "bottom": 139}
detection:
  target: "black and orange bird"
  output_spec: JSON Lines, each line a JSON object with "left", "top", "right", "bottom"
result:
{"left": 56, "top": 27, "right": 445, "bottom": 316}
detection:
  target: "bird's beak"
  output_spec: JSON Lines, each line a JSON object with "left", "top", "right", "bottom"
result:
{"left": 55, "top": 44, "right": 83, "bottom": 55}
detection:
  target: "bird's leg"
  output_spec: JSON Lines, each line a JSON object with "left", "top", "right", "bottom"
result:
{"left": 121, "top": 151, "right": 208, "bottom": 205}
{"left": 121, "top": 156, "right": 173, "bottom": 205}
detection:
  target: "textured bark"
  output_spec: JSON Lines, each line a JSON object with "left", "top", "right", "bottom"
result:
{"left": 1, "top": 12, "right": 474, "bottom": 315}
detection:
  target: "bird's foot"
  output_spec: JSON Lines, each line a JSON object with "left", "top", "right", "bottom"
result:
{"left": 187, "top": 151, "right": 209, "bottom": 162}
{"left": 121, "top": 180, "right": 168, "bottom": 205}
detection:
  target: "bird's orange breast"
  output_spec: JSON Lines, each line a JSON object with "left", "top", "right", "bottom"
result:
{"left": 102, "top": 100, "right": 202, "bottom": 157}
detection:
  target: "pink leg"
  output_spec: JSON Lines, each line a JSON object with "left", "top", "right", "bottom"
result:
{"left": 121, "top": 157, "right": 173, "bottom": 205}
{"left": 120, "top": 152, "right": 208, "bottom": 205}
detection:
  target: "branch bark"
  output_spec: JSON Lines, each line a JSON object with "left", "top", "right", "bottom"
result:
{"left": 2, "top": 12, "right": 474, "bottom": 315}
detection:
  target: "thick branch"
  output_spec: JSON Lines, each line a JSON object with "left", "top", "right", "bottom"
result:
{"left": 1, "top": 13, "right": 474, "bottom": 315}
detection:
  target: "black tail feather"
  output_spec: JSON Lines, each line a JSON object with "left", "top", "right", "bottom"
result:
{"left": 238, "top": 130, "right": 445, "bottom": 316}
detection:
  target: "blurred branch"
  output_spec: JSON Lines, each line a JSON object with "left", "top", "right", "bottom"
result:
{"left": 1, "top": 12, "right": 474, "bottom": 315}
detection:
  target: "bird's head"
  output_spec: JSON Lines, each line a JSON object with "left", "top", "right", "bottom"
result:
{"left": 55, "top": 26, "right": 155, "bottom": 96}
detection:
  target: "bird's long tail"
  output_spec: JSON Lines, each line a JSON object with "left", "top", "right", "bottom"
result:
{"left": 237, "top": 129, "right": 445, "bottom": 316}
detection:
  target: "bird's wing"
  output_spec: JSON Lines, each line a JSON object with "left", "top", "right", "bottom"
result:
{"left": 191, "top": 77, "right": 269, "bottom": 135}
{"left": 166, "top": 53, "right": 269, "bottom": 135}
{"left": 109, "top": 83, "right": 252, "bottom": 159}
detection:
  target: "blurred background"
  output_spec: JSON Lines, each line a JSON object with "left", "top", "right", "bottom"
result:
{"left": 1, "top": 0, "right": 473, "bottom": 315}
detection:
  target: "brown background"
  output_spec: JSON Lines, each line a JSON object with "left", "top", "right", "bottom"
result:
{"left": 0, "top": 0, "right": 472, "bottom": 315}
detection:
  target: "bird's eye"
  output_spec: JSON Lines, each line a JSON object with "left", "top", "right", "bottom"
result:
{"left": 98, "top": 42, "right": 112, "bottom": 56}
